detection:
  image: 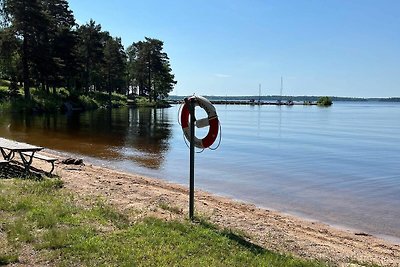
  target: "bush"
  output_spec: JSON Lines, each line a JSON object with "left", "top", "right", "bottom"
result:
{"left": 317, "top": 96, "right": 333, "bottom": 106}
{"left": 0, "top": 86, "right": 9, "bottom": 100}
{"left": 134, "top": 96, "right": 171, "bottom": 108}
{"left": 0, "top": 79, "right": 10, "bottom": 87}
{"left": 58, "top": 88, "right": 70, "bottom": 99}
{"left": 78, "top": 95, "right": 99, "bottom": 110}
{"left": 0, "top": 85, "right": 127, "bottom": 112}
{"left": 89, "top": 91, "right": 127, "bottom": 108}
{"left": 30, "top": 88, "right": 69, "bottom": 112}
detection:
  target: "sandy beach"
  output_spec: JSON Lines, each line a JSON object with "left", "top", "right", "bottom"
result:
{"left": 30, "top": 150, "right": 400, "bottom": 267}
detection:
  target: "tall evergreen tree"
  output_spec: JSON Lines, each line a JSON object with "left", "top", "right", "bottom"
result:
{"left": 76, "top": 20, "right": 105, "bottom": 92}
{"left": 0, "top": 27, "right": 18, "bottom": 78}
{"left": 145, "top": 38, "right": 176, "bottom": 101}
{"left": 0, "top": 27, "right": 20, "bottom": 96}
{"left": 103, "top": 36, "right": 127, "bottom": 96}
{"left": 2, "top": 0, "right": 48, "bottom": 100}
{"left": 127, "top": 40, "right": 147, "bottom": 96}
{"left": 127, "top": 37, "right": 176, "bottom": 101}
{"left": 39, "top": 0, "right": 77, "bottom": 93}
{"left": 1, "top": 2, "right": 176, "bottom": 102}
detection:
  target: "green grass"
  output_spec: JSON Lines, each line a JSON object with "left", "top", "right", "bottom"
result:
{"left": 0, "top": 79, "right": 128, "bottom": 112}
{"left": 0, "top": 178, "right": 327, "bottom": 266}
{"left": 90, "top": 91, "right": 128, "bottom": 108}
{"left": 158, "top": 201, "right": 183, "bottom": 214}
{"left": 134, "top": 96, "right": 171, "bottom": 108}
{"left": 0, "top": 85, "right": 128, "bottom": 113}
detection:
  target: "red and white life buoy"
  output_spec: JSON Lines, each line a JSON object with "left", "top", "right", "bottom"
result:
{"left": 181, "top": 96, "right": 219, "bottom": 149}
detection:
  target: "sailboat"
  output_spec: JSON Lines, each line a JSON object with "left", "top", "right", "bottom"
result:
{"left": 278, "top": 77, "right": 293, "bottom": 106}
{"left": 277, "top": 77, "right": 283, "bottom": 105}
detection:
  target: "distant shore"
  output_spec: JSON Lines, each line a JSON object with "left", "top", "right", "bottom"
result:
{"left": 168, "top": 95, "right": 400, "bottom": 103}
{"left": 31, "top": 149, "right": 400, "bottom": 266}
{"left": 167, "top": 99, "right": 318, "bottom": 106}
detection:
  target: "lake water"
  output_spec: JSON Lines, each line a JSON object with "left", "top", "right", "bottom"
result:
{"left": 1, "top": 102, "right": 399, "bottom": 242}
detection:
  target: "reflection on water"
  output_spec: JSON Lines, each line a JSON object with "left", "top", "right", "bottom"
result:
{"left": 124, "top": 108, "right": 171, "bottom": 168}
{"left": 0, "top": 107, "right": 171, "bottom": 169}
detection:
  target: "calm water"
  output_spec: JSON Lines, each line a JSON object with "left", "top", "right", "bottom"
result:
{"left": 1, "top": 102, "right": 399, "bottom": 241}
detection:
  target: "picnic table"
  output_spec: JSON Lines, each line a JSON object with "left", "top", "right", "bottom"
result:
{"left": 0, "top": 137, "right": 43, "bottom": 174}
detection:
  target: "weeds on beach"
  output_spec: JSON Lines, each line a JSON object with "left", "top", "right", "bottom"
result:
{"left": 0, "top": 178, "right": 327, "bottom": 266}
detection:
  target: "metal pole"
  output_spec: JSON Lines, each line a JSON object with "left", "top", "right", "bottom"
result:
{"left": 188, "top": 98, "right": 195, "bottom": 220}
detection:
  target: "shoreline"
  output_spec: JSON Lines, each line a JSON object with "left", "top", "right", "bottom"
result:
{"left": 48, "top": 149, "right": 400, "bottom": 246}
{"left": 30, "top": 149, "right": 400, "bottom": 266}
{"left": 235, "top": 196, "right": 400, "bottom": 246}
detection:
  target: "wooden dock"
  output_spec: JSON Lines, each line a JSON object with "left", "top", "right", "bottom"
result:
{"left": 167, "top": 100, "right": 317, "bottom": 106}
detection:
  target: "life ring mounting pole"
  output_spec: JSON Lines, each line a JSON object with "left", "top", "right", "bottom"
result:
{"left": 184, "top": 97, "right": 196, "bottom": 220}
{"left": 181, "top": 95, "right": 220, "bottom": 220}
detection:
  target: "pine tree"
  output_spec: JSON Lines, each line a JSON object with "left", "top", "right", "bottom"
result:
{"left": 2, "top": 0, "right": 48, "bottom": 100}
{"left": 76, "top": 20, "right": 105, "bottom": 92}
{"left": 40, "top": 0, "right": 77, "bottom": 93}
{"left": 127, "top": 37, "right": 176, "bottom": 101}
{"left": 103, "top": 36, "right": 127, "bottom": 98}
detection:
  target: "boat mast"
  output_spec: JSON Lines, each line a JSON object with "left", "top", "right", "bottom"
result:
{"left": 280, "top": 76, "right": 283, "bottom": 100}
{"left": 259, "top": 83, "right": 261, "bottom": 103}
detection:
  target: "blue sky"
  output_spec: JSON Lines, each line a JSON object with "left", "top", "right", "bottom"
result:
{"left": 68, "top": 0, "right": 399, "bottom": 97}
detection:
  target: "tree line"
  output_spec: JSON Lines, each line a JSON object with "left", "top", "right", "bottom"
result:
{"left": 0, "top": 0, "right": 176, "bottom": 102}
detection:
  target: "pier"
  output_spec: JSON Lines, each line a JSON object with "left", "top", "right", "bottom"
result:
{"left": 167, "top": 100, "right": 317, "bottom": 106}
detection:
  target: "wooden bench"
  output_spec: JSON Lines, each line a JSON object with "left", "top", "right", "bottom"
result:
{"left": 22, "top": 152, "right": 57, "bottom": 174}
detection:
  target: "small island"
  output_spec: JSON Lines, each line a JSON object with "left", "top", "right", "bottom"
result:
{"left": 317, "top": 96, "right": 333, "bottom": 106}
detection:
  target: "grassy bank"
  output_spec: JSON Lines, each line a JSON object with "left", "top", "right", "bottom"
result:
{"left": 0, "top": 178, "right": 327, "bottom": 266}
{"left": 0, "top": 84, "right": 127, "bottom": 113}
{"left": 131, "top": 96, "right": 171, "bottom": 108}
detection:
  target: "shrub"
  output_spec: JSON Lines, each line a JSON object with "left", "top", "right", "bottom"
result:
{"left": 134, "top": 96, "right": 170, "bottom": 108}
{"left": 0, "top": 86, "right": 9, "bottom": 100}
{"left": 78, "top": 95, "right": 99, "bottom": 110}
{"left": 317, "top": 96, "right": 333, "bottom": 106}
{"left": 88, "top": 91, "right": 127, "bottom": 108}
{"left": 0, "top": 79, "right": 10, "bottom": 87}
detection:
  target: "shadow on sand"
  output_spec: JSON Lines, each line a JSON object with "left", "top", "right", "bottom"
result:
{"left": 0, "top": 163, "right": 56, "bottom": 180}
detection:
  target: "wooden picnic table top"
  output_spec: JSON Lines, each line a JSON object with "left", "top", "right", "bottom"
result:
{"left": 0, "top": 137, "right": 43, "bottom": 152}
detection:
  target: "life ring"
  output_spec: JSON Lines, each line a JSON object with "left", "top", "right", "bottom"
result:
{"left": 181, "top": 96, "right": 219, "bottom": 149}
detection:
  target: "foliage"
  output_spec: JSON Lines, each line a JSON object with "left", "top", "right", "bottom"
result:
{"left": 127, "top": 37, "right": 176, "bottom": 102}
{"left": 1, "top": 0, "right": 49, "bottom": 100}
{"left": 0, "top": 1, "right": 175, "bottom": 108}
{"left": 0, "top": 79, "right": 10, "bottom": 86}
{"left": 317, "top": 96, "right": 333, "bottom": 106}
{"left": 93, "top": 91, "right": 127, "bottom": 107}
{"left": 133, "top": 95, "right": 171, "bottom": 108}
{"left": 77, "top": 95, "right": 99, "bottom": 110}
{"left": 0, "top": 86, "right": 128, "bottom": 112}
{"left": 0, "top": 28, "right": 20, "bottom": 82}
{"left": 76, "top": 20, "right": 107, "bottom": 92}
{"left": 76, "top": 92, "right": 127, "bottom": 110}
{"left": 0, "top": 178, "right": 327, "bottom": 267}
{"left": 103, "top": 36, "right": 127, "bottom": 95}
{"left": 0, "top": 85, "right": 8, "bottom": 100}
